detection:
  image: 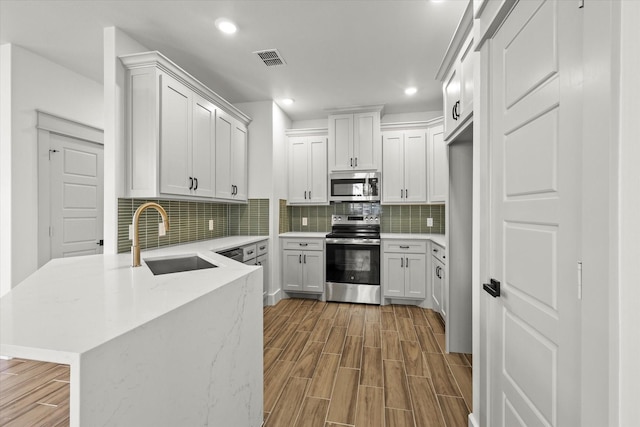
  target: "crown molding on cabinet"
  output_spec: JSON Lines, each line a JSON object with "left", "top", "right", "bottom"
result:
{"left": 119, "top": 51, "right": 252, "bottom": 126}
{"left": 323, "top": 104, "right": 385, "bottom": 116}
{"left": 435, "top": 0, "right": 474, "bottom": 81}
{"left": 380, "top": 117, "right": 444, "bottom": 131}
{"left": 285, "top": 127, "right": 328, "bottom": 137}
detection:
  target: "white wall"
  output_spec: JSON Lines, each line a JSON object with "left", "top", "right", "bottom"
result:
{"left": 0, "top": 44, "right": 13, "bottom": 297}
{"left": 291, "top": 118, "right": 326, "bottom": 129}
{"left": 233, "top": 101, "right": 273, "bottom": 199}
{"left": 271, "top": 103, "right": 291, "bottom": 304}
{"left": 0, "top": 44, "right": 103, "bottom": 295}
{"left": 102, "top": 27, "right": 148, "bottom": 255}
{"left": 381, "top": 110, "right": 443, "bottom": 123}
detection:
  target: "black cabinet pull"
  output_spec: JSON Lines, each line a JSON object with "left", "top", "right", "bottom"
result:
{"left": 303, "top": 254, "right": 306, "bottom": 263}
{"left": 401, "top": 189, "right": 404, "bottom": 198}
{"left": 189, "top": 177, "right": 194, "bottom": 190}
{"left": 259, "top": 245, "right": 266, "bottom": 250}
{"left": 299, "top": 254, "right": 302, "bottom": 263}
{"left": 247, "top": 250, "right": 254, "bottom": 255}
{"left": 194, "top": 177, "right": 198, "bottom": 190}
{"left": 400, "top": 245, "right": 410, "bottom": 249}
{"left": 350, "top": 157, "right": 353, "bottom": 167}
{"left": 433, "top": 248, "right": 438, "bottom": 253}
{"left": 401, "top": 257, "right": 404, "bottom": 268}
{"left": 405, "top": 188, "right": 408, "bottom": 198}
{"left": 406, "top": 257, "right": 409, "bottom": 268}
{"left": 299, "top": 243, "right": 308, "bottom": 247}
{"left": 355, "top": 157, "right": 358, "bottom": 167}
{"left": 308, "top": 191, "right": 311, "bottom": 199}
{"left": 483, "top": 279, "right": 501, "bottom": 298}
{"left": 304, "top": 191, "right": 307, "bottom": 199}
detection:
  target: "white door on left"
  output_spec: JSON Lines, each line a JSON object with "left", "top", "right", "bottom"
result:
{"left": 50, "top": 133, "right": 104, "bottom": 258}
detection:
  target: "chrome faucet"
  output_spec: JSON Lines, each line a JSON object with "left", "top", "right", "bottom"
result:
{"left": 131, "top": 202, "right": 170, "bottom": 267}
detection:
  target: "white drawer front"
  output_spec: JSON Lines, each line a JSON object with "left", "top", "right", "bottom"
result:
{"left": 383, "top": 240, "right": 427, "bottom": 254}
{"left": 242, "top": 244, "right": 257, "bottom": 260}
{"left": 431, "top": 243, "right": 446, "bottom": 264}
{"left": 257, "top": 240, "right": 268, "bottom": 255}
{"left": 281, "top": 239, "right": 324, "bottom": 251}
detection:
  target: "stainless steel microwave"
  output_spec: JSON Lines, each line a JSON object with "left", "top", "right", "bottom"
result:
{"left": 329, "top": 172, "right": 381, "bottom": 202}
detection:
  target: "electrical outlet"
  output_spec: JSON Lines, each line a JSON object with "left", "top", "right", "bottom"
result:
{"left": 427, "top": 217, "right": 434, "bottom": 227}
{"left": 302, "top": 217, "right": 308, "bottom": 226}
{"left": 158, "top": 222, "right": 166, "bottom": 237}
{"left": 128, "top": 224, "right": 133, "bottom": 240}
{"left": 209, "top": 219, "right": 214, "bottom": 231}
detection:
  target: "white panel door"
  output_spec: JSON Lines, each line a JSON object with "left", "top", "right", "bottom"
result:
{"left": 232, "top": 121, "right": 248, "bottom": 200}
{"left": 381, "top": 132, "right": 404, "bottom": 203}
{"left": 50, "top": 134, "right": 104, "bottom": 258}
{"left": 488, "top": 1, "right": 582, "bottom": 426}
{"left": 403, "top": 130, "right": 427, "bottom": 203}
{"left": 283, "top": 251, "right": 303, "bottom": 291}
{"left": 302, "top": 251, "right": 324, "bottom": 293}
{"left": 383, "top": 252, "right": 404, "bottom": 297}
{"left": 353, "top": 112, "right": 377, "bottom": 170}
{"left": 160, "top": 74, "right": 191, "bottom": 196}
{"left": 215, "top": 111, "right": 233, "bottom": 199}
{"left": 308, "top": 137, "right": 327, "bottom": 204}
{"left": 191, "top": 95, "right": 216, "bottom": 198}
{"left": 428, "top": 124, "right": 447, "bottom": 203}
{"left": 329, "top": 114, "right": 353, "bottom": 171}
{"left": 288, "top": 137, "right": 309, "bottom": 203}
{"left": 405, "top": 253, "right": 426, "bottom": 299}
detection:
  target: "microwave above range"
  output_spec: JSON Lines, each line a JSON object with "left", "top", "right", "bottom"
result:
{"left": 329, "top": 172, "right": 380, "bottom": 202}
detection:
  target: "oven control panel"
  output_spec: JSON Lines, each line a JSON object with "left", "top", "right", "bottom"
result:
{"left": 331, "top": 215, "right": 380, "bottom": 226}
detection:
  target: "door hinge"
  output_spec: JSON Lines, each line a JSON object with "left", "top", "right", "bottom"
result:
{"left": 578, "top": 0, "right": 584, "bottom": 8}
{"left": 577, "top": 261, "right": 583, "bottom": 300}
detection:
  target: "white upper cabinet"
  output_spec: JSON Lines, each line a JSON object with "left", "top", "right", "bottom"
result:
{"left": 436, "top": 2, "right": 474, "bottom": 141}
{"left": 215, "top": 110, "right": 247, "bottom": 201}
{"left": 428, "top": 123, "right": 447, "bottom": 203}
{"left": 286, "top": 131, "right": 328, "bottom": 205}
{"left": 328, "top": 107, "right": 382, "bottom": 172}
{"left": 381, "top": 119, "right": 443, "bottom": 204}
{"left": 382, "top": 129, "right": 427, "bottom": 204}
{"left": 121, "top": 51, "right": 251, "bottom": 201}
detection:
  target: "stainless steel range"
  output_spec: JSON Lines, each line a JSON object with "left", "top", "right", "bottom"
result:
{"left": 325, "top": 214, "right": 381, "bottom": 304}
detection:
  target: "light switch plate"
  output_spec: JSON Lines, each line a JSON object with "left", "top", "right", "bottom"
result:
{"left": 209, "top": 219, "right": 214, "bottom": 231}
{"left": 302, "top": 217, "right": 308, "bottom": 226}
{"left": 158, "top": 222, "right": 166, "bottom": 236}
{"left": 427, "top": 217, "right": 434, "bottom": 227}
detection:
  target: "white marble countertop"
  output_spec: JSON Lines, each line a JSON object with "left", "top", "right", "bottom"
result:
{"left": 0, "top": 236, "right": 267, "bottom": 362}
{"left": 381, "top": 233, "right": 446, "bottom": 248}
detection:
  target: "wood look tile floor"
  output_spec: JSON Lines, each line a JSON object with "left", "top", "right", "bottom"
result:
{"left": 264, "top": 299, "right": 472, "bottom": 427}
{"left": 0, "top": 299, "right": 471, "bottom": 427}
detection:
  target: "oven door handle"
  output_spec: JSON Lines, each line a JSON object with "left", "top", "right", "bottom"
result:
{"left": 325, "top": 238, "right": 381, "bottom": 245}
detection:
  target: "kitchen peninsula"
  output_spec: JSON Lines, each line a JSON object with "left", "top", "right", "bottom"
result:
{"left": 0, "top": 238, "right": 264, "bottom": 427}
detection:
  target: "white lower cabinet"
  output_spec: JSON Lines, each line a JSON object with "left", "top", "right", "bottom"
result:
{"left": 281, "top": 238, "right": 325, "bottom": 294}
{"left": 382, "top": 240, "right": 427, "bottom": 300}
{"left": 431, "top": 242, "right": 446, "bottom": 321}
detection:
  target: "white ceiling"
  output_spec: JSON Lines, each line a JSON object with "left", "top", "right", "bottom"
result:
{"left": 0, "top": 0, "right": 467, "bottom": 121}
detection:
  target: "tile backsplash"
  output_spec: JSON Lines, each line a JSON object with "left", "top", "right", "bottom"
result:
{"left": 117, "top": 198, "right": 269, "bottom": 253}
{"left": 284, "top": 202, "right": 445, "bottom": 234}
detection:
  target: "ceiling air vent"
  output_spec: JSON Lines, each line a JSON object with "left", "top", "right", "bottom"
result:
{"left": 254, "top": 49, "right": 287, "bottom": 67}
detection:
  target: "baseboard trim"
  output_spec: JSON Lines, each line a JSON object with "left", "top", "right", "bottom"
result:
{"left": 267, "top": 288, "right": 282, "bottom": 306}
{"left": 468, "top": 412, "right": 479, "bottom": 427}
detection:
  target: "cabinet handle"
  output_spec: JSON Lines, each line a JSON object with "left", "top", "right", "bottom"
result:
{"left": 308, "top": 191, "right": 311, "bottom": 199}
{"left": 189, "top": 177, "right": 194, "bottom": 190}
{"left": 299, "top": 254, "right": 302, "bottom": 263}
{"left": 304, "top": 191, "right": 307, "bottom": 199}
{"left": 433, "top": 248, "right": 438, "bottom": 253}
{"left": 194, "top": 177, "right": 198, "bottom": 190}
{"left": 401, "top": 189, "right": 404, "bottom": 198}
{"left": 483, "top": 279, "right": 501, "bottom": 298}
{"left": 401, "top": 257, "right": 404, "bottom": 268}
{"left": 299, "top": 243, "right": 308, "bottom": 247}
{"left": 406, "top": 257, "right": 409, "bottom": 267}
{"left": 259, "top": 245, "right": 266, "bottom": 250}
{"left": 405, "top": 188, "right": 408, "bottom": 198}
{"left": 247, "top": 250, "right": 254, "bottom": 255}
{"left": 400, "top": 245, "right": 410, "bottom": 249}
{"left": 304, "top": 254, "right": 306, "bottom": 263}
{"left": 350, "top": 157, "right": 353, "bottom": 167}
{"left": 355, "top": 157, "right": 358, "bottom": 167}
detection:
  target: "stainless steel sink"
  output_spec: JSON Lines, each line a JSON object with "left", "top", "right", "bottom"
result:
{"left": 144, "top": 254, "right": 217, "bottom": 275}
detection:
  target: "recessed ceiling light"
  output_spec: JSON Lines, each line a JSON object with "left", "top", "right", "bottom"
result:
{"left": 405, "top": 87, "right": 418, "bottom": 95}
{"left": 282, "top": 98, "right": 295, "bottom": 105}
{"left": 215, "top": 18, "right": 237, "bottom": 34}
